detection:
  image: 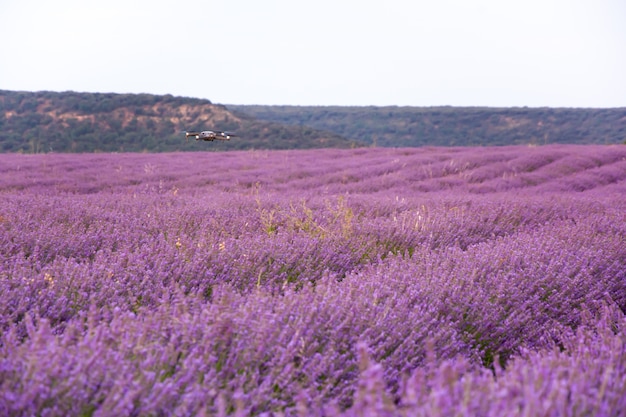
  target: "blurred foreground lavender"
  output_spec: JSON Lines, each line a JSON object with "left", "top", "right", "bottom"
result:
{"left": 1, "top": 145, "right": 625, "bottom": 416}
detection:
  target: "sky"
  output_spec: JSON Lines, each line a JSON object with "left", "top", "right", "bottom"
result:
{"left": 1, "top": 0, "right": 625, "bottom": 107}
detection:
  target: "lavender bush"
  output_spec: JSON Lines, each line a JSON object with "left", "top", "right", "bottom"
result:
{"left": 1, "top": 145, "right": 625, "bottom": 416}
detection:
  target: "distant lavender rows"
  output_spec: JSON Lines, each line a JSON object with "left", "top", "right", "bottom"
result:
{"left": 1, "top": 145, "right": 625, "bottom": 416}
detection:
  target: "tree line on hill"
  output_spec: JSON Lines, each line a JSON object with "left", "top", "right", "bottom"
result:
{"left": 1, "top": 90, "right": 624, "bottom": 153}
{"left": 228, "top": 104, "right": 626, "bottom": 147}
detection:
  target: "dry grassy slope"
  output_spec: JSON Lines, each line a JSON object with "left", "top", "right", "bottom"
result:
{"left": 1, "top": 97, "right": 240, "bottom": 132}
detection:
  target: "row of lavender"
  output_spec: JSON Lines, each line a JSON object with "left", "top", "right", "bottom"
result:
{"left": 1, "top": 145, "right": 625, "bottom": 416}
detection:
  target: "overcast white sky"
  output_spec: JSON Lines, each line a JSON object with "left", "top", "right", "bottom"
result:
{"left": 1, "top": 0, "right": 625, "bottom": 107}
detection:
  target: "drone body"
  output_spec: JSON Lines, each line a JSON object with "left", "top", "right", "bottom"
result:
{"left": 185, "top": 130, "right": 237, "bottom": 142}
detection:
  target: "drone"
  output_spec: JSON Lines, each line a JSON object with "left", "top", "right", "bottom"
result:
{"left": 185, "top": 130, "right": 237, "bottom": 142}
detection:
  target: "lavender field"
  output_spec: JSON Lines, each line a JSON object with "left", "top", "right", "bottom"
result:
{"left": 1, "top": 145, "right": 626, "bottom": 416}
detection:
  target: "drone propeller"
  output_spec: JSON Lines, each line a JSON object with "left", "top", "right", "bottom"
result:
{"left": 184, "top": 131, "right": 200, "bottom": 142}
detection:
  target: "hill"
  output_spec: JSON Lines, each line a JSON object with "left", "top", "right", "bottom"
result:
{"left": 0, "top": 90, "right": 357, "bottom": 153}
{"left": 228, "top": 104, "right": 626, "bottom": 147}
{"left": 2, "top": 90, "right": 624, "bottom": 153}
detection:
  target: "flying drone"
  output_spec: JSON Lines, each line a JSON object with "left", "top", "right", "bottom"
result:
{"left": 185, "top": 130, "right": 237, "bottom": 142}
